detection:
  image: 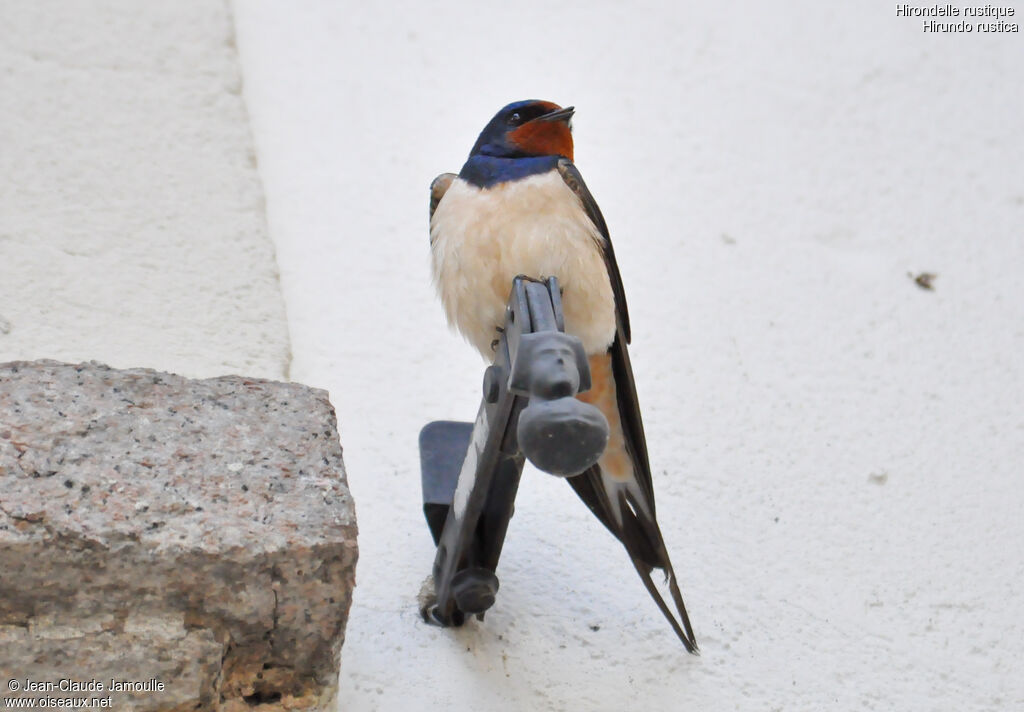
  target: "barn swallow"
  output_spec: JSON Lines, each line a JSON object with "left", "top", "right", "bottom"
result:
{"left": 429, "top": 100, "right": 697, "bottom": 652}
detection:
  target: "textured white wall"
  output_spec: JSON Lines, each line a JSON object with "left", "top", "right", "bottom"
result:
{"left": 234, "top": 2, "right": 1023, "bottom": 711}
{"left": 0, "top": 1, "right": 289, "bottom": 380}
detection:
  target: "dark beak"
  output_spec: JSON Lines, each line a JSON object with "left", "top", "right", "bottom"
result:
{"left": 537, "top": 105, "right": 575, "bottom": 124}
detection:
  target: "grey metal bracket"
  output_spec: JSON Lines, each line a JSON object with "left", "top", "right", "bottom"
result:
{"left": 419, "top": 276, "right": 610, "bottom": 626}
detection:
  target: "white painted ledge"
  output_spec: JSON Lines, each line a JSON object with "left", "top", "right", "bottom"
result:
{"left": 0, "top": 0, "right": 290, "bottom": 380}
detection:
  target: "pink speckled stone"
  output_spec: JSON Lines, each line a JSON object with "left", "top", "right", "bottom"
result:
{"left": 0, "top": 360, "right": 357, "bottom": 711}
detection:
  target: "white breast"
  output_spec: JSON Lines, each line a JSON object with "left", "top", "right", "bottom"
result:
{"left": 430, "top": 170, "right": 617, "bottom": 359}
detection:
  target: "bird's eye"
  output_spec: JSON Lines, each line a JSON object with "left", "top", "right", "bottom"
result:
{"left": 508, "top": 112, "right": 521, "bottom": 125}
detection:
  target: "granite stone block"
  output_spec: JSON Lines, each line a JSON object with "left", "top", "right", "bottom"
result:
{"left": 0, "top": 360, "right": 357, "bottom": 711}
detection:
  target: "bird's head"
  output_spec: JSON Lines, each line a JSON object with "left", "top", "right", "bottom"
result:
{"left": 469, "top": 100, "right": 575, "bottom": 161}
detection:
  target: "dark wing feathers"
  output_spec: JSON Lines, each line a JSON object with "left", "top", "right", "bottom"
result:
{"left": 556, "top": 159, "right": 631, "bottom": 344}
{"left": 556, "top": 157, "right": 653, "bottom": 508}
{"left": 566, "top": 332, "right": 699, "bottom": 653}
{"left": 609, "top": 325, "right": 655, "bottom": 507}
{"left": 565, "top": 329, "right": 657, "bottom": 559}
{"left": 429, "top": 172, "right": 457, "bottom": 227}
{"left": 558, "top": 159, "right": 697, "bottom": 653}
{"left": 567, "top": 458, "right": 660, "bottom": 567}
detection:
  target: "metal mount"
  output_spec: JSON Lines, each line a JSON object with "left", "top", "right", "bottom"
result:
{"left": 419, "top": 276, "right": 610, "bottom": 626}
